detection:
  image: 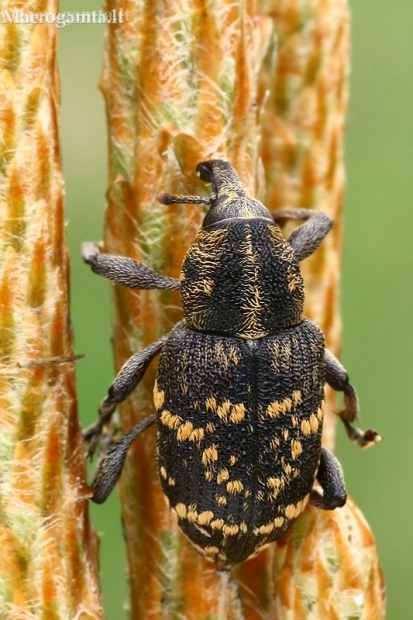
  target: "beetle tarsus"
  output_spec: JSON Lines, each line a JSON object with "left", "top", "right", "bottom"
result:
{"left": 343, "top": 422, "right": 382, "bottom": 448}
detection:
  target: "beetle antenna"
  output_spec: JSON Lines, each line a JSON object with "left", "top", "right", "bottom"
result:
{"left": 158, "top": 192, "right": 212, "bottom": 205}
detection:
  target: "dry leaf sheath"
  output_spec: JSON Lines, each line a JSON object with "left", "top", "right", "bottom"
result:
{"left": 0, "top": 3, "right": 103, "bottom": 618}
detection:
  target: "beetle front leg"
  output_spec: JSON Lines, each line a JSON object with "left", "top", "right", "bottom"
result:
{"left": 83, "top": 336, "right": 167, "bottom": 455}
{"left": 324, "top": 349, "right": 382, "bottom": 448}
{"left": 272, "top": 207, "right": 333, "bottom": 261}
{"left": 82, "top": 242, "right": 180, "bottom": 290}
{"left": 90, "top": 413, "right": 157, "bottom": 504}
{"left": 310, "top": 446, "right": 347, "bottom": 509}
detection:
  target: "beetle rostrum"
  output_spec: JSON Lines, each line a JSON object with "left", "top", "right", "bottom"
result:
{"left": 82, "top": 159, "right": 381, "bottom": 567}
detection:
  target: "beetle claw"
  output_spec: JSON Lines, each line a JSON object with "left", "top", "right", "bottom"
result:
{"left": 343, "top": 421, "right": 382, "bottom": 448}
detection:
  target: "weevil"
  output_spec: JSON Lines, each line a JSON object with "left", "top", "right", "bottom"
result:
{"left": 82, "top": 160, "right": 380, "bottom": 567}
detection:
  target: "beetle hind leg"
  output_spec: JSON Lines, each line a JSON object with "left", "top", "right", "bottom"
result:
{"left": 90, "top": 413, "right": 156, "bottom": 504}
{"left": 310, "top": 446, "right": 347, "bottom": 510}
{"left": 324, "top": 348, "right": 382, "bottom": 449}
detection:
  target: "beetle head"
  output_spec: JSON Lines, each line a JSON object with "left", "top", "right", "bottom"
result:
{"left": 197, "top": 160, "right": 273, "bottom": 229}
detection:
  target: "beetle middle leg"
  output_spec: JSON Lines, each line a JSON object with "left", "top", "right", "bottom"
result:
{"left": 325, "top": 348, "right": 382, "bottom": 448}
{"left": 83, "top": 336, "right": 167, "bottom": 455}
{"left": 310, "top": 446, "right": 347, "bottom": 509}
{"left": 272, "top": 207, "right": 333, "bottom": 261}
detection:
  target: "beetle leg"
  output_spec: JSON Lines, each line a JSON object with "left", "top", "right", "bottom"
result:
{"left": 82, "top": 242, "right": 180, "bottom": 290}
{"left": 325, "top": 348, "right": 382, "bottom": 448}
{"left": 310, "top": 446, "right": 347, "bottom": 509}
{"left": 271, "top": 208, "right": 333, "bottom": 261}
{"left": 90, "top": 413, "right": 157, "bottom": 504}
{"left": 83, "top": 337, "right": 167, "bottom": 455}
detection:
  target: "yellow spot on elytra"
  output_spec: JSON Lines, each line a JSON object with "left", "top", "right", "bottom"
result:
{"left": 204, "top": 546, "right": 219, "bottom": 554}
{"left": 202, "top": 445, "right": 218, "bottom": 465}
{"left": 223, "top": 524, "right": 239, "bottom": 536}
{"left": 254, "top": 522, "right": 274, "bottom": 535}
{"left": 240, "top": 522, "right": 248, "bottom": 533}
{"left": 284, "top": 495, "right": 309, "bottom": 519}
{"left": 217, "top": 468, "right": 229, "bottom": 484}
{"left": 168, "top": 477, "right": 175, "bottom": 486}
{"left": 310, "top": 413, "right": 319, "bottom": 433}
{"left": 198, "top": 510, "right": 214, "bottom": 525}
{"left": 177, "top": 421, "right": 194, "bottom": 441}
{"left": 217, "top": 400, "right": 231, "bottom": 420}
{"left": 153, "top": 381, "right": 165, "bottom": 409}
{"left": 175, "top": 503, "right": 187, "bottom": 519}
{"left": 269, "top": 437, "right": 280, "bottom": 450}
{"left": 266, "top": 392, "right": 301, "bottom": 419}
{"left": 160, "top": 410, "right": 181, "bottom": 430}
{"left": 230, "top": 403, "right": 246, "bottom": 423}
{"left": 317, "top": 407, "right": 324, "bottom": 420}
{"left": 187, "top": 505, "right": 198, "bottom": 522}
{"left": 215, "top": 494, "right": 227, "bottom": 506}
{"left": 206, "top": 422, "right": 215, "bottom": 433}
{"left": 285, "top": 503, "right": 299, "bottom": 519}
{"left": 211, "top": 518, "right": 224, "bottom": 530}
{"left": 284, "top": 463, "right": 292, "bottom": 475}
{"left": 226, "top": 480, "right": 243, "bottom": 494}
{"left": 267, "top": 477, "right": 282, "bottom": 490}
{"left": 215, "top": 343, "right": 240, "bottom": 369}
{"left": 291, "top": 439, "right": 303, "bottom": 459}
{"left": 274, "top": 517, "right": 285, "bottom": 528}
{"left": 267, "top": 398, "right": 290, "bottom": 418}
{"left": 189, "top": 428, "right": 205, "bottom": 442}
{"left": 205, "top": 397, "right": 217, "bottom": 412}
{"left": 302, "top": 413, "right": 320, "bottom": 435}
{"left": 218, "top": 553, "right": 227, "bottom": 563}
{"left": 291, "top": 415, "right": 299, "bottom": 427}
{"left": 205, "top": 470, "right": 214, "bottom": 481}
{"left": 283, "top": 429, "right": 289, "bottom": 440}
{"left": 229, "top": 455, "right": 238, "bottom": 465}
{"left": 160, "top": 466, "right": 167, "bottom": 480}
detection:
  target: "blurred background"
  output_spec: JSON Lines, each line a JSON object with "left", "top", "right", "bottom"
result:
{"left": 59, "top": 1, "right": 412, "bottom": 617}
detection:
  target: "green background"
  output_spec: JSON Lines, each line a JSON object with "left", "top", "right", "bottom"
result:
{"left": 58, "top": 1, "right": 413, "bottom": 618}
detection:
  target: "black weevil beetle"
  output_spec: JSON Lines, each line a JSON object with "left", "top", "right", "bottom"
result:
{"left": 82, "top": 160, "right": 380, "bottom": 567}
